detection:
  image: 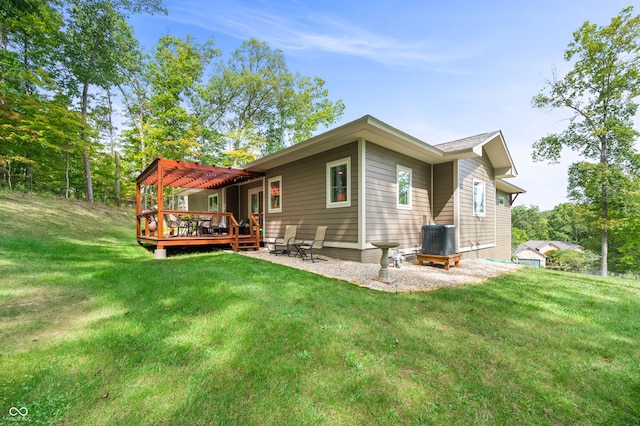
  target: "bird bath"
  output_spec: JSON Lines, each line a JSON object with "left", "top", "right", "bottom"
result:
{"left": 371, "top": 241, "right": 400, "bottom": 283}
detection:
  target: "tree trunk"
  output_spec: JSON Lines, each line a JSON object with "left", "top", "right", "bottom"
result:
{"left": 65, "top": 140, "right": 70, "bottom": 199}
{"left": 600, "top": 183, "right": 609, "bottom": 276}
{"left": 139, "top": 109, "right": 145, "bottom": 169}
{"left": 106, "top": 90, "right": 121, "bottom": 206}
{"left": 601, "top": 228, "right": 608, "bottom": 276}
{"left": 81, "top": 80, "right": 94, "bottom": 202}
{"left": 7, "top": 161, "right": 12, "bottom": 191}
{"left": 115, "top": 151, "right": 121, "bottom": 206}
{"left": 599, "top": 136, "right": 608, "bottom": 276}
{"left": 83, "top": 152, "right": 93, "bottom": 202}
{"left": 80, "top": 26, "right": 104, "bottom": 204}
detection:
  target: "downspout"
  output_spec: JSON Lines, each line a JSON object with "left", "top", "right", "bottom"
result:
{"left": 453, "top": 160, "right": 459, "bottom": 253}
{"left": 493, "top": 180, "right": 497, "bottom": 257}
{"left": 358, "top": 138, "right": 366, "bottom": 251}
{"left": 429, "top": 164, "right": 433, "bottom": 221}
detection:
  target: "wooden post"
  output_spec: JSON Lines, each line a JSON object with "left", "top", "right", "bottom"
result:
{"left": 157, "top": 160, "right": 164, "bottom": 238}
{"left": 135, "top": 183, "right": 141, "bottom": 236}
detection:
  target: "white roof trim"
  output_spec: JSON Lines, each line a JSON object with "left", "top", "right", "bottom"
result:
{"left": 243, "top": 116, "right": 519, "bottom": 181}
{"left": 496, "top": 179, "right": 526, "bottom": 194}
{"left": 243, "top": 115, "right": 447, "bottom": 172}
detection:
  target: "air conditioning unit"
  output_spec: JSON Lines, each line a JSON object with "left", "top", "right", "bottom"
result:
{"left": 421, "top": 225, "right": 456, "bottom": 255}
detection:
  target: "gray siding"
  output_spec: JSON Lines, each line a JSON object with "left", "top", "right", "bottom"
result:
{"left": 365, "top": 142, "right": 431, "bottom": 252}
{"left": 187, "top": 191, "right": 207, "bottom": 211}
{"left": 458, "top": 151, "right": 495, "bottom": 250}
{"left": 264, "top": 142, "right": 359, "bottom": 244}
{"left": 319, "top": 247, "right": 365, "bottom": 263}
{"left": 433, "top": 162, "right": 454, "bottom": 224}
{"left": 495, "top": 197, "right": 512, "bottom": 260}
{"left": 187, "top": 189, "right": 221, "bottom": 212}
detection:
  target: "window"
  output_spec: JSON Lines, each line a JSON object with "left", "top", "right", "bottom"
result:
{"left": 208, "top": 193, "right": 219, "bottom": 212}
{"left": 268, "top": 176, "right": 282, "bottom": 213}
{"left": 397, "top": 165, "right": 412, "bottom": 209}
{"left": 473, "top": 180, "right": 486, "bottom": 216}
{"left": 249, "top": 189, "right": 261, "bottom": 214}
{"left": 498, "top": 195, "right": 506, "bottom": 206}
{"left": 327, "top": 157, "right": 351, "bottom": 208}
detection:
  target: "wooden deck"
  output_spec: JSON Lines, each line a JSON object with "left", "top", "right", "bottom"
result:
{"left": 135, "top": 157, "right": 267, "bottom": 254}
{"left": 137, "top": 233, "right": 261, "bottom": 251}
{"left": 137, "top": 211, "right": 262, "bottom": 252}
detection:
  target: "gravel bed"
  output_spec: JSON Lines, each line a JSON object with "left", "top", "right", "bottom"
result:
{"left": 238, "top": 248, "right": 523, "bottom": 293}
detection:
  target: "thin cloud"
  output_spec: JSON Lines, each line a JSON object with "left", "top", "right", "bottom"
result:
{"left": 166, "top": 1, "right": 476, "bottom": 68}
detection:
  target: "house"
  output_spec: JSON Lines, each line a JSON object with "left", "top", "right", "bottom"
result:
{"left": 513, "top": 240, "right": 583, "bottom": 267}
{"left": 183, "top": 115, "right": 525, "bottom": 263}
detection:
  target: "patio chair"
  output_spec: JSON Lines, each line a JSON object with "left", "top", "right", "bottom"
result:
{"left": 295, "top": 225, "right": 328, "bottom": 262}
{"left": 200, "top": 215, "right": 222, "bottom": 235}
{"left": 165, "top": 214, "right": 190, "bottom": 236}
{"left": 272, "top": 224, "right": 298, "bottom": 256}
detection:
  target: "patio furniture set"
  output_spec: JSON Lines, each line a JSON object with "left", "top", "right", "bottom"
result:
{"left": 269, "top": 225, "right": 328, "bottom": 263}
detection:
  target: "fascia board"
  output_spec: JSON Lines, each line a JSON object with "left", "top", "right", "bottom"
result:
{"left": 496, "top": 179, "right": 526, "bottom": 194}
{"left": 243, "top": 115, "right": 448, "bottom": 171}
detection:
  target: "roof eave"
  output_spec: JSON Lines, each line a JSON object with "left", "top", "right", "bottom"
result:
{"left": 496, "top": 178, "right": 526, "bottom": 194}
{"left": 243, "top": 115, "right": 447, "bottom": 172}
{"left": 438, "top": 131, "right": 519, "bottom": 178}
{"left": 485, "top": 131, "right": 518, "bottom": 177}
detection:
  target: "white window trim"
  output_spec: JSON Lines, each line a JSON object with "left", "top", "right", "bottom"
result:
{"left": 473, "top": 179, "right": 486, "bottom": 217}
{"left": 208, "top": 193, "right": 220, "bottom": 212}
{"left": 268, "top": 176, "right": 282, "bottom": 213}
{"left": 326, "top": 157, "right": 351, "bottom": 208}
{"left": 396, "top": 165, "right": 412, "bottom": 210}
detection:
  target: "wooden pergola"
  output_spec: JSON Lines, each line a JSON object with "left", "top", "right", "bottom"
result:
{"left": 136, "top": 157, "right": 264, "bottom": 255}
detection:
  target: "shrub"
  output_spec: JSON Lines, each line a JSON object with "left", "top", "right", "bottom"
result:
{"left": 546, "top": 249, "right": 599, "bottom": 272}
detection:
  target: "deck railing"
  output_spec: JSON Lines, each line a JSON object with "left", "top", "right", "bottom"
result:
{"left": 136, "top": 210, "right": 263, "bottom": 251}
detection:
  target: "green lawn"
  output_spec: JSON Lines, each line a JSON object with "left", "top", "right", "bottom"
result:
{"left": 1, "top": 192, "right": 639, "bottom": 425}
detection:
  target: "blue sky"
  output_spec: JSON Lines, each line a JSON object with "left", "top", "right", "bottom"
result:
{"left": 128, "top": 0, "right": 637, "bottom": 211}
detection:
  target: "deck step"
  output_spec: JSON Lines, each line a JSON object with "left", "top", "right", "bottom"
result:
{"left": 237, "top": 241, "right": 259, "bottom": 250}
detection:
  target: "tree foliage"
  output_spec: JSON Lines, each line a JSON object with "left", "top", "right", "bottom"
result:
{"left": 546, "top": 249, "right": 599, "bottom": 273}
{"left": 197, "top": 39, "right": 345, "bottom": 166}
{"left": 119, "top": 37, "right": 345, "bottom": 172}
{"left": 143, "top": 34, "right": 217, "bottom": 162}
{"left": 1, "top": 2, "right": 344, "bottom": 204}
{"left": 1, "top": 0, "right": 71, "bottom": 192}
{"left": 545, "top": 202, "right": 596, "bottom": 245}
{"left": 532, "top": 7, "right": 640, "bottom": 275}
{"left": 511, "top": 204, "right": 548, "bottom": 249}
{"left": 0, "top": 0, "right": 165, "bottom": 202}
{"left": 61, "top": 0, "right": 166, "bottom": 202}
{"left": 608, "top": 174, "right": 640, "bottom": 272}
{"left": 511, "top": 200, "right": 640, "bottom": 273}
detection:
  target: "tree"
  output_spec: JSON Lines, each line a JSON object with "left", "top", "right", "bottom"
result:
{"left": 532, "top": 7, "right": 640, "bottom": 276}
{"left": 198, "top": 39, "right": 345, "bottom": 165}
{"left": 511, "top": 205, "right": 549, "bottom": 241}
{"left": 61, "top": 0, "right": 166, "bottom": 202}
{"left": 546, "top": 249, "right": 599, "bottom": 273}
{"left": 91, "top": 89, "right": 123, "bottom": 204}
{"left": 144, "top": 34, "right": 217, "bottom": 162}
{"left": 511, "top": 227, "right": 529, "bottom": 252}
{"left": 609, "top": 174, "right": 640, "bottom": 272}
{"left": 0, "top": 0, "right": 68, "bottom": 191}
{"left": 546, "top": 203, "right": 595, "bottom": 245}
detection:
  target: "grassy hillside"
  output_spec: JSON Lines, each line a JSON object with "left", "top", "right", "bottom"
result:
{"left": 1, "top": 192, "right": 639, "bottom": 425}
